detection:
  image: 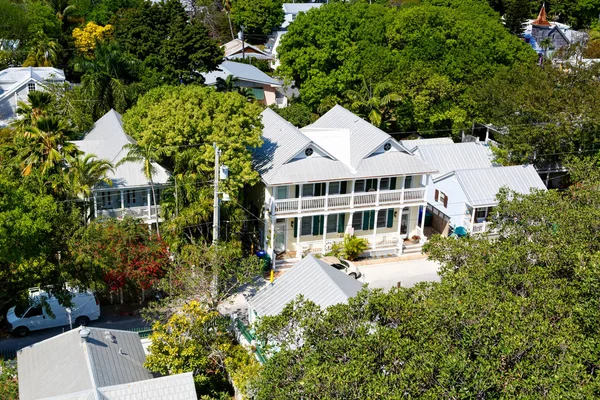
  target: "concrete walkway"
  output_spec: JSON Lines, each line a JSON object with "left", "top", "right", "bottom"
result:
{"left": 360, "top": 257, "right": 441, "bottom": 290}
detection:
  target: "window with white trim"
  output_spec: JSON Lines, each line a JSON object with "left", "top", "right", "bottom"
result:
{"left": 275, "top": 186, "right": 288, "bottom": 199}
{"left": 352, "top": 212, "right": 363, "bottom": 231}
{"left": 434, "top": 189, "right": 448, "bottom": 208}
{"left": 329, "top": 181, "right": 340, "bottom": 195}
{"left": 302, "top": 182, "right": 325, "bottom": 197}
{"left": 301, "top": 217, "right": 312, "bottom": 236}
{"left": 376, "top": 210, "right": 387, "bottom": 228}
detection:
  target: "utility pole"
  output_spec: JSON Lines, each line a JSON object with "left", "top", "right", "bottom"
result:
{"left": 213, "top": 143, "right": 220, "bottom": 244}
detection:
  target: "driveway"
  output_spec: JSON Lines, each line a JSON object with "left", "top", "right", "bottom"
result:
{"left": 360, "top": 258, "right": 441, "bottom": 290}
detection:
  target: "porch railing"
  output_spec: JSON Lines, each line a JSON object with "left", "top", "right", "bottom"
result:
{"left": 98, "top": 205, "right": 160, "bottom": 220}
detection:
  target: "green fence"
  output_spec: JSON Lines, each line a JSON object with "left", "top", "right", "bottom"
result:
{"left": 234, "top": 318, "right": 267, "bottom": 364}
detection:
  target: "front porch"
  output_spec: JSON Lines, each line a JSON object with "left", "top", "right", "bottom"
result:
{"left": 463, "top": 206, "right": 496, "bottom": 235}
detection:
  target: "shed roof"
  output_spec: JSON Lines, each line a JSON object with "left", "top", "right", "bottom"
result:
{"left": 446, "top": 165, "right": 547, "bottom": 207}
{"left": 72, "top": 109, "right": 170, "bottom": 188}
{"left": 418, "top": 142, "right": 493, "bottom": 178}
{"left": 248, "top": 255, "right": 363, "bottom": 317}
{"left": 202, "top": 61, "right": 280, "bottom": 86}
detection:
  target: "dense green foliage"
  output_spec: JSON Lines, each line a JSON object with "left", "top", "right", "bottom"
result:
{"left": 230, "top": 0, "right": 285, "bottom": 36}
{"left": 278, "top": 2, "right": 535, "bottom": 132}
{"left": 0, "top": 360, "right": 18, "bottom": 400}
{"left": 253, "top": 173, "right": 600, "bottom": 398}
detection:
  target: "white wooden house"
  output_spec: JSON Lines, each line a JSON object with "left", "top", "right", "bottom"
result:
{"left": 252, "top": 105, "right": 436, "bottom": 265}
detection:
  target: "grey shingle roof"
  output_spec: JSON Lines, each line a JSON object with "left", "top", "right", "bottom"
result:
{"left": 19, "top": 328, "right": 197, "bottom": 400}
{"left": 248, "top": 255, "right": 363, "bottom": 317}
{"left": 400, "top": 137, "right": 454, "bottom": 152}
{"left": 253, "top": 107, "right": 436, "bottom": 185}
{"left": 202, "top": 61, "right": 281, "bottom": 86}
{"left": 418, "top": 142, "right": 493, "bottom": 178}
{"left": 72, "top": 110, "right": 170, "bottom": 188}
{"left": 451, "top": 165, "right": 547, "bottom": 207}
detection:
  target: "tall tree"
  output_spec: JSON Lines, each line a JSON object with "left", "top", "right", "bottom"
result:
{"left": 230, "top": 0, "right": 284, "bottom": 37}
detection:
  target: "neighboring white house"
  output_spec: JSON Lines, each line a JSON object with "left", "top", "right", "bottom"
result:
{"left": 17, "top": 327, "right": 197, "bottom": 400}
{"left": 246, "top": 254, "right": 362, "bottom": 325}
{"left": 270, "top": 3, "right": 323, "bottom": 69}
{"left": 72, "top": 109, "right": 170, "bottom": 225}
{"left": 426, "top": 164, "right": 546, "bottom": 236}
{"left": 399, "top": 137, "right": 454, "bottom": 153}
{"left": 222, "top": 38, "right": 272, "bottom": 61}
{"left": 252, "top": 105, "right": 436, "bottom": 265}
{"left": 202, "top": 60, "right": 285, "bottom": 106}
{"left": 0, "top": 66, "right": 66, "bottom": 126}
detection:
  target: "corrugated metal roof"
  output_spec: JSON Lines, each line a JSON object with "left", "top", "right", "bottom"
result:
{"left": 222, "top": 39, "right": 271, "bottom": 59}
{"left": 418, "top": 143, "right": 493, "bottom": 178}
{"left": 202, "top": 61, "right": 281, "bottom": 86}
{"left": 73, "top": 110, "right": 169, "bottom": 188}
{"left": 18, "top": 328, "right": 152, "bottom": 400}
{"left": 97, "top": 372, "right": 197, "bottom": 400}
{"left": 254, "top": 107, "right": 435, "bottom": 185}
{"left": 282, "top": 3, "right": 322, "bottom": 14}
{"left": 248, "top": 255, "right": 363, "bottom": 317}
{"left": 401, "top": 137, "right": 454, "bottom": 152}
{"left": 452, "top": 165, "right": 547, "bottom": 207}
{"left": 0, "top": 67, "right": 66, "bottom": 103}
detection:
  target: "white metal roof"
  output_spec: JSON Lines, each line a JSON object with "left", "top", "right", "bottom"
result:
{"left": 253, "top": 107, "right": 436, "bottom": 185}
{"left": 248, "top": 255, "right": 363, "bottom": 317}
{"left": 282, "top": 3, "right": 322, "bottom": 14}
{"left": 400, "top": 137, "right": 454, "bottom": 152}
{"left": 222, "top": 39, "right": 272, "bottom": 60}
{"left": 0, "top": 67, "right": 65, "bottom": 103}
{"left": 72, "top": 110, "right": 170, "bottom": 188}
{"left": 445, "top": 165, "right": 547, "bottom": 207}
{"left": 96, "top": 372, "right": 197, "bottom": 400}
{"left": 202, "top": 61, "right": 281, "bottom": 86}
{"left": 418, "top": 142, "right": 493, "bottom": 178}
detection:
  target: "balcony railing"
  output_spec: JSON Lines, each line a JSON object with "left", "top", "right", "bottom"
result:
{"left": 273, "top": 188, "right": 425, "bottom": 215}
{"left": 98, "top": 205, "right": 160, "bottom": 220}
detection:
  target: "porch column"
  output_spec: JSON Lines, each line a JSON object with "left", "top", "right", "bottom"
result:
{"left": 470, "top": 206, "right": 476, "bottom": 233}
{"left": 298, "top": 184, "right": 303, "bottom": 212}
{"left": 397, "top": 207, "right": 404, "bottom": 255}
{"left": 147, "top": 188, "right": 151, "bottom": 218}
{"left": 347, "top": 212, "right": 354, "bottom": 234}
{"left": 401, "top": 176, "right": 406, "bottom": 202}
{"left": 263, "top": 210, "right": 269, "bottom": 249}
{"left": 93, "top": 192, "right": 98, "bottom": 218}
{"left": 375, "top": 178, "right": 381, "bottom": 206}
{"left": 350, "top": 180, "right": 355, "bottom": 208}
{"left": 270, "top": 216, "right": 275, "bottom": 269}
{"left": 120, "top": 190, "right": 125, "bottom": 209}
{"left": 372, "top": 210, "right": 379, "bottom": 250}
{"left": 296, "top": 216, "right": 302, "bottom": 255}
{"left": 324, "top": 182, "right": 329, "bottom": 211}
{"left": 419, "top": 205, "right": 426, "bottom": 242}
{"left": 322, "top": 214, "right": 328, "bottom": 254}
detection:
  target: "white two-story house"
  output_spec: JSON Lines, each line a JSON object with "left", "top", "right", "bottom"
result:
{"left": 0, "top": 66, "right": 66, "bottom": 126}
{"left": 253, "top": 106, "right": 436, "bottom": 264}
{"left": 72, "top": 109, "right": 170, "bottom": 226}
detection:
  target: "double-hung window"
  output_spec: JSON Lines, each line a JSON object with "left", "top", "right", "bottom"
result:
{"left": 275, "top": 186, "right": 288, "bottom": 199}
{"left": 326, "top": 214, "right": 346, "bottom": 233}
{"left": 302, "top": 183, "right": 326, "bottom": 197}
{"left": 434, "top": 190, "right": 448, "bottom": 208}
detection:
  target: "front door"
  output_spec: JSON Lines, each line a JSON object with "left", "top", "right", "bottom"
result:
{"left": 274, "top": 221, "right": 287, "bottom": 254}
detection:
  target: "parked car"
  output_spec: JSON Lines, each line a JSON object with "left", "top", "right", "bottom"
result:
{"left": 321, "top": 256, "right": 362, "bottom": 279}
{"left": 6, "top": 288, "right": 101, "bottom": 337}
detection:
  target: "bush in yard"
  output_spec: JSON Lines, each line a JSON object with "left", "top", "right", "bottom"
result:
{"left": 341, "top": 234, "right": 369, "bottom": 261}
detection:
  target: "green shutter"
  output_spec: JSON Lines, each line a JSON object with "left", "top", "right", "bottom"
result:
{"left": 390, "top": 177, "right": 397, "bottom": 190}
{"left": 319, "top": 215, "right": 324, "bottom": 235}
{"left": 295, "top": 185, "right": 299, "bottom": 198}
{"left": 387, "top": 209, "right": 394, "bottom": 228}
{"left": 312, "top": 216, "right": 320, "bottom": 236}
{"left": 337, "top": 214, "right": 345, "bottom": 233}
{"left": 340, "top": 181, "right": 347, "bottom": 194}
{"left": 369, "top": 210, "right": 375, "bottom": 230}
{"left": 362, "top": 212, "right": 369, "bottom": 231}
{"left": 293, "top": 217, "right": 298, "bottom": 237}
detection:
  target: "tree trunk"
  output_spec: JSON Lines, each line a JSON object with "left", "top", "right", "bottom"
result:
{"left": 150, "top": 178, "right": 161, "bottom": 238}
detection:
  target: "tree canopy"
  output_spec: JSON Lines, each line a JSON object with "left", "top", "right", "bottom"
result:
{"left": 230, "top": 0, "right": 285, "bottom": 37}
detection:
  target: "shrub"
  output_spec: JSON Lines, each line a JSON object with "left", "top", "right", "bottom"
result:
{"left": 341, "top": 234, "right": 369, "bottom": 261}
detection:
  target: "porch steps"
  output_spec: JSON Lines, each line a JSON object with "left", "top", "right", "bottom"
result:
{"left": 402, "top": 243, "right": 424, "bottom": 255}
{"left": 275, "top": 259, "right": 298, "bottom": 269}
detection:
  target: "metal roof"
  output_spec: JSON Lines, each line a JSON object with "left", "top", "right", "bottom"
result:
{"left": 282, "top": 3, "right": 322, "bottom": 14}
{"left": 247, "top": 255, "right": 363, "bottom": 317}
{"left": 400, "top": 137, "right": 454, "bottom": 152}
{"left": 202, "top": 61, "right": 281, "bottom": 86}
{"left": 222, "top": 39, "right": 272, "bottom": 60}
{"left": 449, "top": 165, "right": 547, "bottom": 207}
{"left": 0, "top": 67, "right": 66, "bottom": 104}
{"left": 72, "top": 110, "right": 170, "bottom": 188}
{"left": 254, "top": 107, "right": 435, "bottom": 185}
{"left": 18, "top": 328, "right": 152, "bottom": 400}
{"left": 96, "top": 372, "right": 197, "bottom": 400}
{"left": 418, "top": 142, "right": 493, "bottom": 178}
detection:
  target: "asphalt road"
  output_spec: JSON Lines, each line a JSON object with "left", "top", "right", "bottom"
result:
{"left": 361, "top": 258, "right": 441, "bottom": 290}
{"left": 0, "top": 307, "right": 147, "bottom": 352}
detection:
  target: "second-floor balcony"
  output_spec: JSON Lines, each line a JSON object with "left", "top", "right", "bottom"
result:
{"left": 98, "top": 205, "right": 160, "bottom": 221}
{"left": 273, "top": 188, "right": 426, "bottom": 215}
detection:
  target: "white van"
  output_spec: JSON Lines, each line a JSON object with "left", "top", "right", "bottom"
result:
{"left": 6, "top": 288, "right": 101, "bottom": 337}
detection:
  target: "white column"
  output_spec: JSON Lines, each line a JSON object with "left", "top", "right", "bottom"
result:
{"left": 298, "top": 184, "right": 303, "bottom": 212}
{"left": 419, "top": 205, "right": 426, "bottom": 242}
{"left": 93, "top": 193, "right": 98, "bottom": 218}
{"left": 296, "top": 216, "right": 302, "bottom": 255}
{"left": 322, "top": 214, "right": 328, "bottom": 254}
{"left": 372, "top": 210, "right": 379, "bottom": 250}
{"left": 120, "top": 190, "right": 125, "bottom": 209}
{"left": 270, "top": 216, "right": 276, "bottom": 268}
{"left": 350, "top": 180, "right": 355, "bottom": 208}
{"left": 401, "top": 176, "right": 406, "bottom": 202}
{"left": 147, "top": 188, "right": 152, "bottom": 218}
{"left": 324, "top": 182, "right": 329, "bottom": 210}
{"left": 397, "top": 207, "right": 404, "bottom": 255}
{"left": 470, "top": 206, "right": 476, "bottom": 233}
{"left": 375, "top": 178, "right": 381, "bottom": 206}
{"left": 347, "top": 212, "right": 354, "bottom": 234}
{"left": 263, "top": 211, "right": 269, "bottom": 249}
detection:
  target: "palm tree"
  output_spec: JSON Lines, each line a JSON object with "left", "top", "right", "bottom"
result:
{"left": 344, "top": 80, "right": 403, "bottom": 131}
{"left": 15, "top": 116, "right": 80, "bottom": 177}
{"left": 215, "top": 74, "right": 238, "bottom": 92}
{"left": 12, "top": 91, "right": 54, "bottom": 131}
{"left": 116, "top": 141, "right": 167, "bottom": 237}
{"left": 23, "top": 32, "right": 62, "bottom": 67}
{"left": 539, "top": 37, "right": 554, "bottom": 66}
{"left": 74, "top": 42, "right": 138, "bottom": 120}
{"left": 65, "top": 153, "right": 114, "bottom": 223}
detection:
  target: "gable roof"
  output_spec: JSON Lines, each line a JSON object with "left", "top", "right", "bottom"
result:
{"left": 400, "top": 137, "right": 454, "bottom": 152}
{"left": 253, "top": 107, "right": 436, "bottom": 185}
{"left": 202, "top": 61, "right": 280, "bottom": 86}
{"left": 445, "top": 165, "right": 547, "bottom": 207}
{"left": 248, "top": 255, "right": 363, "bottom": 317}
{"left": 417, "top": 142, "right": 493, "bottom": 179}
{"left": 222, "top": 39, "right": 272, "bottom": 60}
{"left": 72, "top": 110, "right": 170, "bottom": 188}
{"left": 0, "top": 67, "right": 65, "bottom": 101}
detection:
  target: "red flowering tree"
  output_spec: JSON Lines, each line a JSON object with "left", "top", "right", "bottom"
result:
{"left": 67, "top": 217, "right": 170, "bottom": 292}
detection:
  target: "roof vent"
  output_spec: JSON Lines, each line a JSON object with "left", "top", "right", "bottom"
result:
{"left": 79, "top": 327, "right": 91, "bottom": 341}
{"left": 384, "top": 142, "right": 392, "bottom": 151}
{"left": 304, "top": 147, "right": 314, "bottom": 157}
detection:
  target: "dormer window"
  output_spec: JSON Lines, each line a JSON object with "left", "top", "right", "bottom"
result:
{"left": 28, "top": 83, "right": 36, "bottom": 92}
{"left": 304, "top": 147, "right": 314, "bottom": 157}
{"left": 384, "top": 142, "right": 392, "bottom": 151}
